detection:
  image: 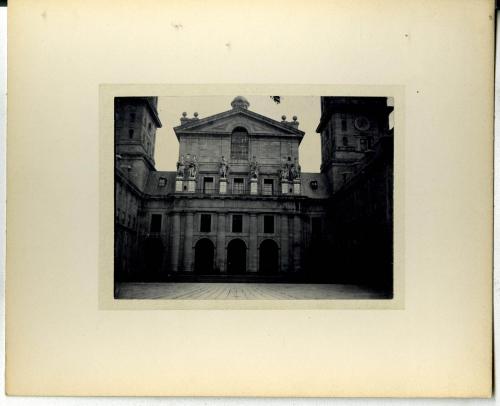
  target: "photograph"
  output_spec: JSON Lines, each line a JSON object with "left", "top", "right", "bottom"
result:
{"left": 114, "top": 95, "right": 394, "bottom": 300}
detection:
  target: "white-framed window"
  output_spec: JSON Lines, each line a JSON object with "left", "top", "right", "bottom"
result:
{"left": 203, "top": 177, "right": 215, "bottom": 194}
{"left": 263, "top": 179, "right": 274, "bottom": 195}
{"left": 233, "top": 178, "right": 245, "bottom": 194}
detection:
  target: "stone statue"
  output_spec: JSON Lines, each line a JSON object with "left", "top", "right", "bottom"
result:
{"left": 188, "top": 155, "right": 198, "bottom": 178}
{"left": 249, "top": 156, "right": 259, "bottom": 179}
{"left": 280, "top": 158, "right": 289, "bottom": 181}
{"left": 290, "top": 158, "right": 301, "bottom": 180}
{"left": 176, "top": 155, "right": 185, "bottom": 177}
{"left": 219, "top": 156, "right": 229, "bottom": 178}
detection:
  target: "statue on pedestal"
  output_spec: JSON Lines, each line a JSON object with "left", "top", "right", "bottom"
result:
{"left": 219, "top": 156, "right": 229, "bottom": 178}
{"left": 176, "top": 155, "right": 186, "bottom": 178}
{"left": 188, "top": 155, "right": 198, "bottom": 178}
{"left": 290, "top": 158, "right": 301, "bottom": 180}
{"left": 249, "top": 156, "right": 259, "bottom": 179}
{"left": 280, "top": 158, "right": 289, "bottom": 181}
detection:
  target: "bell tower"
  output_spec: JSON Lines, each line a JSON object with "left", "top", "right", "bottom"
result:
{"left": 315, "top": 97, "right": 393, "bottom": 193}
{"left": 114, "top": 97, "right": 162, "bottom": 188}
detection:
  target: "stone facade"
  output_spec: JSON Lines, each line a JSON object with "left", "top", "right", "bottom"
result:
{"left": 315, "top": 97, "right": 393, "bottom": 193}
{"left": 115, "top": 96, "right": 393, "bottom": 287}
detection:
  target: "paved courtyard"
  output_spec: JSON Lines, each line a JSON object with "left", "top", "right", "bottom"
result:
{"left": 116, "top": 282, "right": 391, "bottom": 300}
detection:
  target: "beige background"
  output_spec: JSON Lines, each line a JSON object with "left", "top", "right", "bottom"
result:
{"left": 6, "top": 0, "right": 493, "bottom": 397}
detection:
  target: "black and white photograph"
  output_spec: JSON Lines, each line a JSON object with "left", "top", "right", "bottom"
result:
{"left": 114, "top": 95, "right": 394, "bottom": 300}
{"left": 5, "top": 0, "right": 494, "bottom": 398}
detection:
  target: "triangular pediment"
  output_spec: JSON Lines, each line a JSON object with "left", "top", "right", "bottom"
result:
{"left": 174, "top": 109, "right": 304, "bottom": 137}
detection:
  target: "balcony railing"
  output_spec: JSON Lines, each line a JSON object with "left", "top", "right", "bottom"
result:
{"left": 174, "top": 184, "right": 298, "bottom": 197}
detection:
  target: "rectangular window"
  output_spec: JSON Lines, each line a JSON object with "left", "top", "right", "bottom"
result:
{"left": 200, "top": 214, "right": 211, "bottom": 232}
{"left": 232, "top": 215, "right": 243, "bottom": 233}
{"left": 360, "top": 138, "right": 367, "bottom": 151}
{"left": 263, "top": 179, "right": 274, "bottom": 195}
{"left": 231, "top": 129, "right": 249, "bottom": 160}
{"left": 233, "top": 178, "right": 244, "bottom": 194}
{"left": 150, "top": 214, "right": 162, "bottom": 232}
{"left": 203, "top": 177, "right": 214, "bottom": 194}
{"left": 264, "top": 215, "right": 274, "bottom": 233}
{"left": 158, "top": 177, "right": 167, "bottom": 187}
{"left": 130, "top": 113, "right": 136, "bottom": 122}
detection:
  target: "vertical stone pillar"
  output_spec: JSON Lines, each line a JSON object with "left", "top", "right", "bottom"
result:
{"left": 216, "top": 213, "right": 226, "bottom": 273}
{"left": 187, "top": 177, "right": 196, "bottom": 193}
{"left": 249, "top": 214, "right": 258, "bottom": 272}
{"left": 219, "top": 178, "right": 227, "bottom": 194}
{"left": 280, "top": 214, "right": 289, "bottom": 272}
{"left": 170, "top": 213, "right": 181, "bottom": 272}
{"left": 175, "top": 177, "right": 183, "bottom": 192}
{"left": 281, "top": 181, "right": 289, "bottom": 195}
{"left": 250, "top": 178, "right": 258, "bottom": 195}
{"left": 293, "top": 179, "right": 301, "bottom": 195}
{"left": 183, "top": 212, "right": 194, "bottom": 271}
{"left": 293, "top": 214, "right": 302, "bottom": 272}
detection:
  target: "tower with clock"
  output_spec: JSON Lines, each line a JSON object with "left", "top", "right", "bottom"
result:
{"left": 315, "top": 97, "right": 394, "bottom": 193}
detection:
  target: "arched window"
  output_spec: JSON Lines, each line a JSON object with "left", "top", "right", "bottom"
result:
{"left": 128, "top": 129, "right": 134, "bottom": 138}
{"left": 231, "top": 127, "right": 249, "bottom": 160}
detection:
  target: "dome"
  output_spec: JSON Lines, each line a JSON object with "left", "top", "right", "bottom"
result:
{"left": 230, "top": 96, "right": 250, "bottom": 110}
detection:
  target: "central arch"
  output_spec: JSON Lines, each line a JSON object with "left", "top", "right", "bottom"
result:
{"left": 227, "top": 238, "right": 247, "bottom": 274}
{"left": 259, "top": 239, "right": 279, "bottom": 274}
{"left": 194, "top": 238, "right": 215, "bottom": 274}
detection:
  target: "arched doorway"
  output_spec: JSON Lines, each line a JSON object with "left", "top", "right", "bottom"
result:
{"left": 227, "top": 239, "right": 247, "bottom": 274}
{"left": 194, "top": 238, "right": 215, "bottom": 274}
{"left": 143, "top": 238, "right": 164, "bottom": 278}
{"left": 259, "top": 239, "right": 279, "bottom": 274}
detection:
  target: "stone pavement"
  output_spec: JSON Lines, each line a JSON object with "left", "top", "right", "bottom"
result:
{"left": 116, "top": 282, "right": 390, "bottom": 300}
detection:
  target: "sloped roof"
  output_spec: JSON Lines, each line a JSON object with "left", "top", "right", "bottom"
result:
{"left": 144, "top": 171, "right": 177, "bottom": 195}
{"left": 300, "top": 173, "right": 330, "bottom": 199}
{"left": 173, "top": 107, "right": 304, "bottom": 140}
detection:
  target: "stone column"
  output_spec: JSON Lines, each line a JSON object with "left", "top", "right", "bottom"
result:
{"left": 293, "top": 214, "right": 302, "bottom": 272}
{"left": 280, "top": 214, "right": 289, "bottom": 272}
{"left": 170, "top": 213, "right": 181, "bottom": 272}
{"left": 249, "top": 214, "right": 258, "bottom": 272}
{"left": 216, "top": 213, "right": 226, "bottom": 273}
{"left": 183, "top": 212, "right": 194, "bottom": 271}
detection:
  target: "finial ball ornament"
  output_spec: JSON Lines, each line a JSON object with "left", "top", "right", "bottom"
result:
{"left": 282, "top": 115, "right": 287, "bottom": 120}
{"left": 293, "top": 115, "right": 298, "bottom": 121}
{"left": 182, "top": 112, "right": 187, "bottom": 117}
{"left": 194, "top": 112, "right": 199, "bottom": 117}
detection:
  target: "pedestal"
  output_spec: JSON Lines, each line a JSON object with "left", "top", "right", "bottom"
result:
{"left": 175, "top": 177, "right": 183, "bottom": 192}
{"left": 281, "top": 181, "right": 289, "bottom": 195}
{"left": 250, "top": 178, "right": 258, "bottom": 195}
{"left": 293, "top": 179, "right": 301, "bottom": 195}
{"left": 219, "top": 178, "right": 227, "bottom": 194}
{"left": 187, "top": 177, "right": 196, "bottom": 193}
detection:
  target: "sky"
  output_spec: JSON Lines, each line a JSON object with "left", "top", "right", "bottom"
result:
{"left": 153, "top": 96, "right": 323, "bottom": 172}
